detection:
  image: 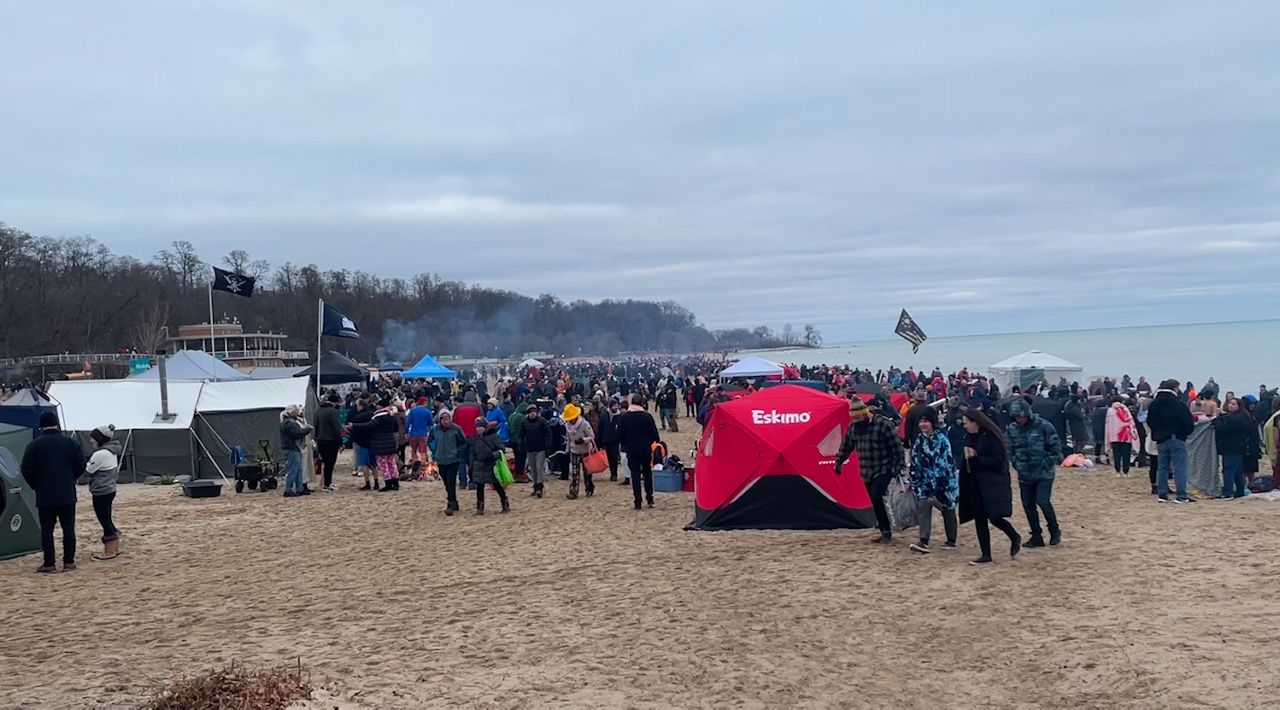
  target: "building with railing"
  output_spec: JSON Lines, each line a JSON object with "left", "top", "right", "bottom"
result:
{"left": 167, "top": 323, "right": 309, "bottom": 370}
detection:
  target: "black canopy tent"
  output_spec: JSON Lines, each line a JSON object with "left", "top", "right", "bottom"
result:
{"left": 294, "top": 351, "right": 368, "bottom": 385}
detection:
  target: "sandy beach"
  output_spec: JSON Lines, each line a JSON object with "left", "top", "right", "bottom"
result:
{"left": 4, "top": 426, "right": 1278, "bottom": 708}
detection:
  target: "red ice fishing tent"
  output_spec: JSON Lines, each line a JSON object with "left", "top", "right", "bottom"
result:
{"left": 686, "top": 385, "right": 876, "bottom": 530}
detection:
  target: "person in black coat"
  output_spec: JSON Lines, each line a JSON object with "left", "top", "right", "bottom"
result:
{"left": 958, "top": 408, "right": 1022, "bottom": 566}
{"left": 1214, "top": 398, "right": 1256, "bottom": 499}
{"left": 469, "top": 418, "right": 510, "bottom": 514}
{"left": 615, "top": 397, "right": 661, "bottom": 510}
{"left": 598, "top": 400, "right": 622, "bottom": 481}
{"left": 313, "top": 395, "right": 344, "bottom": 491}
{"left": 520, "top": 407, "right": 552, "bottom": 497}
{"left": 21, "top": 411, "right": 85, "bottom": 573}
{"left": 1064, "top": 395, "right": 1087, "bottom": 454}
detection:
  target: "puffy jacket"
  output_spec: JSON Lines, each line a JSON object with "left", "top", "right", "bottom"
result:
{"left": 1006, "top": 414, "right": 1062, "bottom": 482}
{"left": 598, "top": 409, "right": 619, "bottom": 446}
{"left": 353, "top": 410, "right": 398, "bottom": 456}
{"left": 21, "top": 429, "right": 85, "bottom": 509}
{"left": 1147, "top": 390, "right": 1195, "bottom": 443}
{"left": 564, "top": 417, "right": 595, "bottom": 455}
{"left": 84, "top": 440, "right": 123, "bottom": 496}
{"left": 521, "top": 415, "right": 551, "bottom": 452}
{"left": 469, "top": 431, "right": 504, "bottom": 484}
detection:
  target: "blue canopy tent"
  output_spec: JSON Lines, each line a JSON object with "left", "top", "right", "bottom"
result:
{"left": 379, "top": 361, "right": 404, "bottom": 372}
{"left": 402, "top": 354, "right": 457, "bottom": 379}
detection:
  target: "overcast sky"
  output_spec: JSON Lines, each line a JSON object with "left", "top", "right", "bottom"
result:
{"left": 3, "top": 2, "right": 1278, "bottom": 342}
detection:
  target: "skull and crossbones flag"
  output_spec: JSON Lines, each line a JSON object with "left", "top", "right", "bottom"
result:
{"left": 211, "top": 267, "right": 256, "bottom": 298}
{"left": 894, "top": 309, "right": 927, "bottom": 353}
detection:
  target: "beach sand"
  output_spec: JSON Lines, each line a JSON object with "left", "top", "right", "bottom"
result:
{"left": 4, "top": 424, "right": 1277, "bottom": 708}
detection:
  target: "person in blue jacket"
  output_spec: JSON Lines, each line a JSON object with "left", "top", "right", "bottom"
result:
{"left": 485, "top": 398, "right": 510, "bottom": 443}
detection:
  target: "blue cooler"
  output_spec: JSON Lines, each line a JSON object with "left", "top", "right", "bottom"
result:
{"left": 653, "top": 468, "right": 683, "bottom": 493}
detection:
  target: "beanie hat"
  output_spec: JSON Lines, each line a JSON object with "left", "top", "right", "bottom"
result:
{"left": 39, "top": 411, "right": 60, "bottom": 429}
{"left": 475, "top": 416, "right": 489, "bottom": 428}
{"left": 90, "top": 424, "right": 116, "bottom": 446}
{"left": 849, "top": 399, "right": 870, "bottom": 415}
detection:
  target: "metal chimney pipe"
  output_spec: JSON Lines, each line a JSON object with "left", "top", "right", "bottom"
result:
{"left": 156, "top": 350, "right": 172, "bottom": 421}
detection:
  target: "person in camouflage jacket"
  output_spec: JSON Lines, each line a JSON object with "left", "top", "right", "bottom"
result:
{"left": 1005, "top": 399, "right": 1063, "bottom": 547}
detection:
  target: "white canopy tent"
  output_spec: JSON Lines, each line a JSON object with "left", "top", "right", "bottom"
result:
{"left": 519, "top": 358, "right": 545, "bottom": 368}
{"left": 989, "top": 350, "right": 1084, "bottom": 393}
{"left": 719, "top": 355, "right": 784, "bottom": 379}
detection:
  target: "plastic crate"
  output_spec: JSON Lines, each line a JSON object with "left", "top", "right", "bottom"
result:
{"left": 180, "top": 480, "right": 223, "bottom": 498}
{"left": 653, "top": 468, "right": 683, "bottom": 493}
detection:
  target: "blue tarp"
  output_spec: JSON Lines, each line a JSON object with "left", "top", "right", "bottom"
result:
{"left": 402, "top": 354, "right": 457, "bottom": 380}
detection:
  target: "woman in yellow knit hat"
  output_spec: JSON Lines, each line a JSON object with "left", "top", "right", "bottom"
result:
{"left": 562, "top": 403, "right": 597, "bottom": 499}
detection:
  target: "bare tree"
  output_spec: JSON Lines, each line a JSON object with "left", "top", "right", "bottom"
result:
{"left": 131, "top": 302, "right": 171, "bottom": 354}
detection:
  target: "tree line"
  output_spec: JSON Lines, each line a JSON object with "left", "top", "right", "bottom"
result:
{"left": 0, "top": 223, "right": 822, "bottom": 363}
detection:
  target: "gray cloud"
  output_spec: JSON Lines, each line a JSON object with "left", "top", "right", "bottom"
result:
{"left": 2, "top": 1, "right": 1278, "bottom": 341}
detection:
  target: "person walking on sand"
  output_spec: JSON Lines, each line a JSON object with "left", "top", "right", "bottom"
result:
{"left": 469, "top": 418, "right": 511, "bottom": 515}
{"left": 1147, "top": 379, "right": 1197, "bottom": 503}
{"left": 563, "top": 403, "right": 597, "bottom": 499}
{"left": 1105, "top": 396, "right": 1138, "bottom": 477}
{"left": 85, "top": 425, "right": 123, "bottom": 560}
{"left": 429, "top": 410, "right": 467, "bottom": 515}
{"left": 959, "top": 408, "right": 1022, "bottom": 566}
{"left": 908, "top": 410, "right": 959, "bottom": 554}
{"left": 616, "top": 395, "right": 661, "bottom": 510}
{"left": 834, "top": 398, "right": 903, "bottom": 544}
{"left": 22, "top": 412, "right": 84, "bottom": 573}
{"left": 1006, "top": 399, "right": 1063, "bottom": 547}
{"left": 521, "top": 406, "right": 551, "bottom": 498}
{"left": 280, "top": 404, "right": 313, "bottom": 497}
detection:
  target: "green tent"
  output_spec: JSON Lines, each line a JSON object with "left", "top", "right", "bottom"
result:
{"left": 0, "top": 446, "right": 41, "bottom": 561}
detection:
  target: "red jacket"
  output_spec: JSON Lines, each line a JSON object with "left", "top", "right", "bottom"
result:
{"left": 455, "top": 404, "right": 482, "bottom": 438}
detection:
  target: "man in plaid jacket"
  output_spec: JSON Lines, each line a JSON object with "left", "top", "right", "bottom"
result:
{"left": 835, "top": 398, "right": 904, "bottom": 542}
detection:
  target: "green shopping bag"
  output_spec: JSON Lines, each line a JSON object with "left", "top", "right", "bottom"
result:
{"left": 493, "top": 455, "right": 515, "bottom": 487}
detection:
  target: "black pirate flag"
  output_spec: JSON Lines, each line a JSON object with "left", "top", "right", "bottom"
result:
{"left": 894, "top": 309, "right": 927, "bottom": 353}
{"left": 211, "top": 267, "right": 255, "bottom": 297}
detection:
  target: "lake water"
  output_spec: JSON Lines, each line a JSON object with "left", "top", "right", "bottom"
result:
{"left": 747, "top": 320, "right": 1279, "bottom": 396}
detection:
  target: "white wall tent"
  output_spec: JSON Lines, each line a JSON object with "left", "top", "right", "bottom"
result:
{"left": 49, "top": 378, "right": 317, "bottom": 482}
{"left": 193, "top": 378, "right": 316, "bottom": 479}
{"left": 988, "top": 350, "right": 1085, "bottom": 393}
{"left": 50, "top": 380, "right": 206, "bottom": 482}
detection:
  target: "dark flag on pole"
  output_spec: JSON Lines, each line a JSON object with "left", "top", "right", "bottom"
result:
{"left": 894, "top": 309, "right": 927, "bottom": 353}
{"left": 321, "top": 303, "right": 360, "bottom": 339}
{"left": 211, "top": 267, "right": 256, "bottom": 297}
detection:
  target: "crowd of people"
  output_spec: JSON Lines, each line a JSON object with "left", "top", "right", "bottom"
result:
{"left": 13, "top": 353, "right": 1280, "bottom": 574}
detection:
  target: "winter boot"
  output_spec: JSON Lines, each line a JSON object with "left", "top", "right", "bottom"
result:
{"left": 93, "top": 538, "right": 121, "bottom": 561}
{"left": 360, "top": 481, "right": 372, "bottom": 491}
{"left": 474, "top": 501, "right": 485, "bottom": 516}
{"left": 500, "top": 499, "right": 511, "bottom": 514}
{"left": 1049, "top": 529, "right": 1062, "bottom": 546}
{"left": 1025, "top": 535, "right": 1046, "bottom": 548}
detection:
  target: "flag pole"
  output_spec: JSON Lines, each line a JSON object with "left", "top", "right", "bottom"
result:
{"left": 208, "top": 283, "right": 216, "bottom": 356}
{"left": 316, "top": 298, "right": 323, "bottom": 397}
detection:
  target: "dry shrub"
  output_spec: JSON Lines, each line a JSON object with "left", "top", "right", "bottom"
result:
{"left": 144, "top": 660, "right": 313, "bottom": 710}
